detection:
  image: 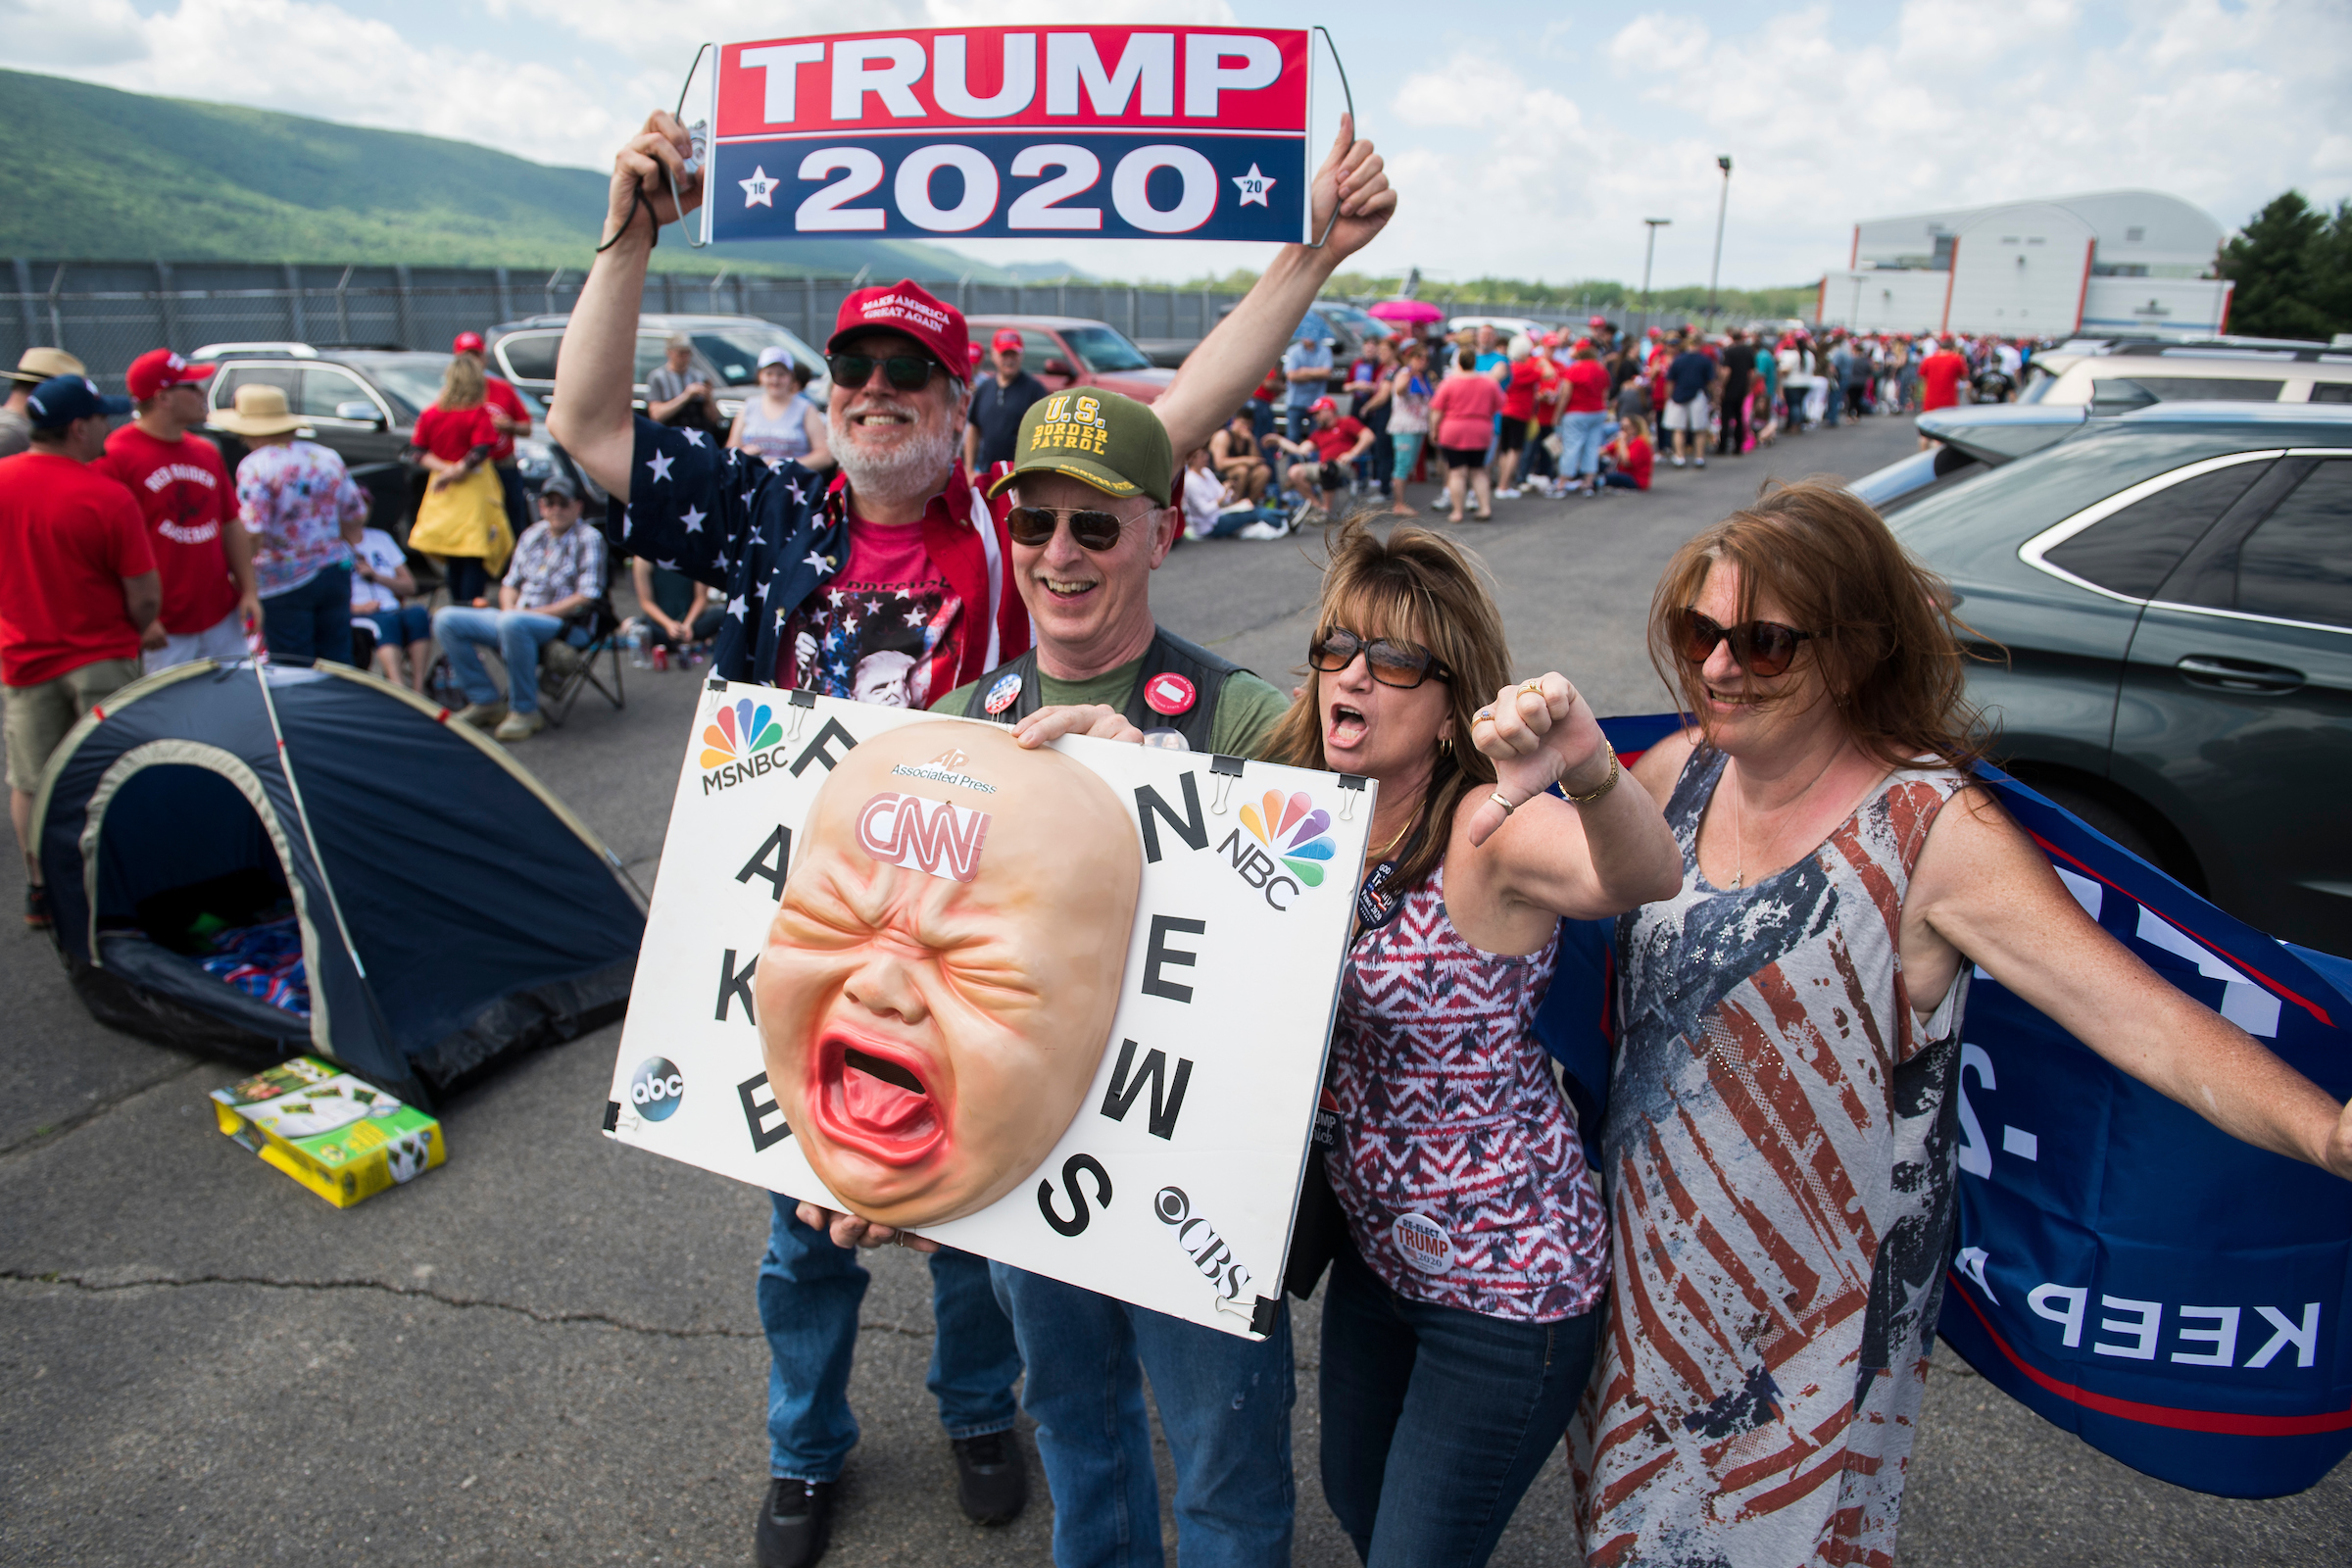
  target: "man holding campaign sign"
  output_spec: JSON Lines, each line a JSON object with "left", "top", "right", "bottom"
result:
{"left": 551, "top": 57, "right": 1394, "bottom": 1567}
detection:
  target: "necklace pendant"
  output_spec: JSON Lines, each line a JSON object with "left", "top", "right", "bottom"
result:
{"left": 1728, "top": 869, "right": 1742, "bottom": 889}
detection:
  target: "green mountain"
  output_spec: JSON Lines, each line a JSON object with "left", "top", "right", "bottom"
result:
{"left": 0, "top": 69, "right": 1038, "bottom": 280}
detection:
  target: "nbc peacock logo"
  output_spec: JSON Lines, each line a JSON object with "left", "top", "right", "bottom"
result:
{"left": 700, "top": 698, "right": 788, "bottom": 794}
{"left": 1213, "top": 790, "right": 1335, "bottom": 909}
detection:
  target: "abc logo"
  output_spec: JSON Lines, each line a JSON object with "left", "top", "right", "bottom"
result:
{"left": 629, "top": 1056, "right": 686, "bottom": 1121}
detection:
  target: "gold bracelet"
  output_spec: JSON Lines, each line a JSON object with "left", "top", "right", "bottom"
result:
{"left": 1562, "top": 746, "right": 1620, "bottom": 805}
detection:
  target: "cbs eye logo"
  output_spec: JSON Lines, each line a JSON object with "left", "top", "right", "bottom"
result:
{"left": 629, "top": 1056, "right": 686, "bottom": 1121}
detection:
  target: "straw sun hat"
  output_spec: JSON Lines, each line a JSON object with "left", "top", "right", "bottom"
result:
{"left": 210, "top": 382, "right": 305, "bottom": 438}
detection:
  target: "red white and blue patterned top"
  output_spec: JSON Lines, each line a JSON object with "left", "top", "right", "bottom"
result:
{"left": 235, "top": 440, "right": 364, "bottom": 596}
{"left": 1324, "top": 861, "right": 1609, "bottom": 1323}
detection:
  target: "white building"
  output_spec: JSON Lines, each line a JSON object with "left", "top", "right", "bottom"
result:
{"left": 1816, "top": 189, "right": 2233, "bottom": 339}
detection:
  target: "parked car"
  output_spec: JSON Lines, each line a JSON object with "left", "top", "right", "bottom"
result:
{"left": 2023, "top": 340, "right": 2352, "bottom": 411}
{"left": 484, "top": 313, "right": 829, "bottom": 426}
{"left": 1857, "top": 400, "right": 2352, "bottom": 954}
{"left": 962, "top": 315, "right": 1174, "bottom": 403}
{"left": 1313, "top": 300, "right": 1395, "bottom": 348}
{"left": 187, "top": 342, "right": 551, "bottom": 537}
{"left": 1447, "top": 315, "right": 1547, "bottom": 343}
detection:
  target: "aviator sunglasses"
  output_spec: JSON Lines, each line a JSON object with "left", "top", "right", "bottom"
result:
{"left": 1308, "top": 627, "right": 1453, "bottom": 690}
{"left": 825, "top": 352, "right": 941, "bottom": 392}
{"left": 1676, "top": 608, "right": 1816, "bottom": 677}
{"left": 1006, "top": 505, "right": 1132, "bottom": 552}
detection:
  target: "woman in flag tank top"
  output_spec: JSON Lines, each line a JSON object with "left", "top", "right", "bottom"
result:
{"left": 1575, "top": 480, "right": 2352, "bottom": 1565}
{"left": 1256, "top": 519, "right": 1684, "bottom": 1565}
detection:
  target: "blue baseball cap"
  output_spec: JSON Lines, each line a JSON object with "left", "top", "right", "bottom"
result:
{"left": 26, "top": 374, "right": 131, "bottom": 430}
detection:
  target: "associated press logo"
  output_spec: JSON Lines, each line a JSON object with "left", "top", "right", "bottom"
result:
{"left": 630, "top": 1056, "right": 686, "bottom": 1121}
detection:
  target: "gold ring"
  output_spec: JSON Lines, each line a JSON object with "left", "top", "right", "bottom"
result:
{"left": 1490, "top": 790, "right": 1516, "bottom": 817}
{"left": 1475, "top": 706, "right": 1494, "bottom": 723}
{"left": 1521, "top": 678, "right": 1544, "bottom": 695}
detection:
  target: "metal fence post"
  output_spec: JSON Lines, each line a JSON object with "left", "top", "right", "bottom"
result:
{"left": 805, "top": 275, "right": 816, "bottom": 339}
{"left": 155, "top": 261, "right": 179, "bottom": 350}
{"left": 45, "top": 265, "right": 66, "bottom": 350}
{"left": 392, "top": 265, "right": 414, "bottom": 349}
{"left": 283, "top": 262, "right": 307, "bottom": 341}
{"left": 12, "top": 259, "right": 37, "bottom": 347}
{"left": 496, "top": 267, "right": 513, "bottom": 321}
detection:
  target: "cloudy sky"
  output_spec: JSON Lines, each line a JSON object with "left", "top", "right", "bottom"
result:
{"left": 8, "top": 0, "right": 2348, "bottom": 286}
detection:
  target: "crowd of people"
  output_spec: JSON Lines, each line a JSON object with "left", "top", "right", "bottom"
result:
{"left": 509, "top": 108, "right": 2352, "bottom": 1568}
{"left": 0, "top": 94, "right": 2322, "bottom": 1567}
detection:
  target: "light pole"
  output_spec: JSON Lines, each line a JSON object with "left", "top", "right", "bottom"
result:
{"left": 1706, "top": 155, "right": 1733, "bottom": 320}
{"left": 1642, "top": 218, "right": 1671, "bottom": 325}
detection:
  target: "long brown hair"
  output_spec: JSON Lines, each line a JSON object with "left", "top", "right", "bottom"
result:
{"left": 1648, "top": 477, "right": 1991, "bottom": 769}
{"left": 1260, "top": 518, "right": 1510, "bottom": 892}
{"left": 436, "top": 355, "right": 486, "bottom": 412}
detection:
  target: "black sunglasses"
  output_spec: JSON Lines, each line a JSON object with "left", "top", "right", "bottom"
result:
{"left": 1676, "top": 608, "right": 1816, "bottom": 677}
{"left": 1308, "top": 627, "right": 1453, "bottom": 690}
{"left": 825, "top": 352, "right": 940, "bottom": 392}
{"left": 1007, "top": 505, "right": 1130, "bottom": 552}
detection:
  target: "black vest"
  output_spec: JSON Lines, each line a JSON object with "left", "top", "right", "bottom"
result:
{"left": 969, "top": 626, "right": 1245, "bottom": 753}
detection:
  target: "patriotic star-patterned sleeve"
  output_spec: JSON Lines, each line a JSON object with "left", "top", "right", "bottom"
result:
{"left": 613, "top": 415, "right": 747, "bottom": 590}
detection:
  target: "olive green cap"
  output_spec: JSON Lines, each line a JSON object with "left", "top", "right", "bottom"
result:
{"left": 986, "top": 387, "right": 1173, "bottom": 506}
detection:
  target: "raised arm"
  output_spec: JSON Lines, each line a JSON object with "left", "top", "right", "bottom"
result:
{"left": 548, "top": 110, "right": 700, "bottom": 502}
{"left": 1912, "top": 790, "right": 2352, "bottom": 1177}
{"left": 1152, "top": 115, "right": 1395, "bottom": 457}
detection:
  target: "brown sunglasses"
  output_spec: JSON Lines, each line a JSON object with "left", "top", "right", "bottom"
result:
{"left": 1007, "top": 505, "right": 1130, "bottom": 552}
{"left": 1676, "top": 608, "right": 1816, "bottom": 677}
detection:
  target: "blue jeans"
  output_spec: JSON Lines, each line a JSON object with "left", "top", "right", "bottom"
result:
{"left": 992, "top": 1263, "right": 1296, "bottom": 1568}
{"left": 760, "top": 1196, "right": 1020, "bottom": 1482}
{"left": 1285, "top": 403, "right": 1314, "bottom": 443}
{"left": 259, "top": 564, "right": 353, "bottom": 666}
{"left": 1319, "top": 1244, "right": 1598, "bottom": 1568}
{"left": 1559, "top": 411, "right": 1608, "bottom": 479}
{"left": 1200, "top": 504, "right": 1293, "bottom": 538}
{"left": 431, "top": 605, "right": 582, "bottom": 714}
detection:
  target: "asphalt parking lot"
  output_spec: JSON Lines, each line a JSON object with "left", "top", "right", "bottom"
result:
{"left": 4, "top": 412, "right": 2346, "bottom": 1566}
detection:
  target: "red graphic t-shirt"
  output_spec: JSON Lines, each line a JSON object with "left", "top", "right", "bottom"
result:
{"left": 778, "top": 515, "right": 963, "bottom": 709}
{"left": 100, "top": 424, "right": 239, "bottom": 635}
{"left": 1306, "top": 416, "right": 1368, "bottom": 464}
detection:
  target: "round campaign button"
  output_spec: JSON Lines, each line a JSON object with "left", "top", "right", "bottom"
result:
{"left": 1143, "top": 672, "right": 1197, "bottom": 715}
{"left": 983, "top": 671, "right": 1023, "bottom": 714}
{"left": 1392, "top": 1212, "right": 1454, "bottom": 1275}
{"left": 1139, "top": 728, "right": 1192, "bottom": 752}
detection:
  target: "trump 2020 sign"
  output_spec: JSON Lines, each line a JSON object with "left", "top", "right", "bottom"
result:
{"left": 709, "top": 27, "right": 1311, "bottom": 244}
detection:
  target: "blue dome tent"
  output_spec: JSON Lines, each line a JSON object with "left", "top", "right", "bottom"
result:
{"left": 33, "top": 660, "right": 645, "bottom": 1106}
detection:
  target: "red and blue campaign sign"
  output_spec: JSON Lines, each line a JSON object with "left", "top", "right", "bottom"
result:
{"left": 1537, "top": 714, "right": 2352, "bottom": 1499}
{"left": 709, "top": 28, "right": 1312, "bottom": 244}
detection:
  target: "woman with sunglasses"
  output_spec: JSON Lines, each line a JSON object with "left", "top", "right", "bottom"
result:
{"left": 1573, "top": 481, "right": 2352, "bottom": 1565}
{"left": 1255, "top": 519, "right": 1680, "bottom": 1566}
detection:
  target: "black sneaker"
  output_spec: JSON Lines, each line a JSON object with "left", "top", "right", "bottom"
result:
{"left": 755, "top": 1476, "right": 836, "bottom": 1568}
{"left": 952, "top": 1430, "right": 1028, "bottom": 1525}
{"left": 24, "top": 884, "right": 51, "bottom": 930}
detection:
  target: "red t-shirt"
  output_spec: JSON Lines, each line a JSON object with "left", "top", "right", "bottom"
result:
{"left": 1563, "top": 359, "right": 1610, "bottom": 415}
{"left": 1617, "top": 436, "right": 1654, "bottom": 491}
{"left": 100, "top": 424, "right": 239, "bottom": 636}
{"left": 413, "top": 405, "right": 500, "bottom": 465}
{"left": 484, "top": 376, "right": 531, "bottom": 465}
{"left": 1430, "top": 373, "right": 1504, "bottom": 452}
{"left": 1920, "top": 352, "right": 1969, "bottom": 412}
{"left": 0, "top": 452, "right": 158, "bottom": 687}
{"left": 1307, "top": 416, "right": 1368, "bottom": 464}
{"left": 778, "top": 514, "right": 963, "bottom": 708}
{"left": 1502, "top": 360, "right": 1543, "bottom": 421}
{"left": 1533, "top": 361, "right": 1563, "bottom": 426}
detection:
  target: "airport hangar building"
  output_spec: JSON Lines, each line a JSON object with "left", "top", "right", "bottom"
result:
{"left": 1816, "top": 189, "right": 2232, "bottom": 340}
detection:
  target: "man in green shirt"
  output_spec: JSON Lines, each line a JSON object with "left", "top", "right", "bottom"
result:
{"left": 934, "top": 387, "right": 1290, "bottom": 760}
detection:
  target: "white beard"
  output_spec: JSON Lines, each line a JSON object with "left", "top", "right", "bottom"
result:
{"left": 830, "top": 397, "right": 962, "bottom": 509}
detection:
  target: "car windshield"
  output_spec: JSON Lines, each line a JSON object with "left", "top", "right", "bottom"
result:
{"left": 1060, "top": 324, "right": 1154, "bottom": 373}
{"left": 689, "top": 325, "right": 823, "bottom": 386}
{"left": 340, "top": 354, "right": 453, "bottom": 422}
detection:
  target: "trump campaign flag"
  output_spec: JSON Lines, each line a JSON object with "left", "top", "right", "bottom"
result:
{"left": 707, "top": 27, "right": 1312, "bottom": 245}
{"left": 1536, "top": 715, "right": 2352, "bottom": 1499}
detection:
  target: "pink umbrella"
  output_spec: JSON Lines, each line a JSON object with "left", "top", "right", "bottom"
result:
{"left": 1367, "top": 299, "right": 1446, "bottom": 324}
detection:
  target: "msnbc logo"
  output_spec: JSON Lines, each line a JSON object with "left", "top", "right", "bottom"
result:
{"left": 1242, "top": 791, "right": 1335, "bottom": 886}
{"left": 701, "top": 699, "right": 788, "bottom": 794}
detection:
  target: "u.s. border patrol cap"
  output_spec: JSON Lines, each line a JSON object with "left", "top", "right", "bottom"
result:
{"left": 987, "top": 388, "right": 1173, "bottom": 507}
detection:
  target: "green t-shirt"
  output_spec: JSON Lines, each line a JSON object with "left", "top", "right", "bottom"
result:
{"left": 936, "top": 651, "right": 1291, "bottom": 758}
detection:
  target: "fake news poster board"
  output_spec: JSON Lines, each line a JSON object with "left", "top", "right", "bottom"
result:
{"left": 707, "top": 27, "right": 1311, "bottom": 244}
{"left": 605, "top": 684, "right": 1374, "bottom": 1338}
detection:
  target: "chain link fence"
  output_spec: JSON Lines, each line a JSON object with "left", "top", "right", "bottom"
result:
{"left": 5, "top": 257, "right": 1739, "bottom": 392}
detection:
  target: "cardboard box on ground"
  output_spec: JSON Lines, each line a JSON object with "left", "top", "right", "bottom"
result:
{"left": 212, "top": 1056, "right": 445, "bottom": 1208}
{"left": 606, "top": 685, "right": 1375, "bottom": 1339}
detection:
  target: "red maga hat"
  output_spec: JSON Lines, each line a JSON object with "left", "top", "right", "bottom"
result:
{"left": 990, "top": 327, "right": 1025, "bottom": 353}
{"left": 1309, "top": 396, "right": 1338, "bottom": 415}
{"left": 828, "top": 280, "right": 969, "bottom": 375}
{"left": 1588, "top": 315, "right": 1607, "bottom": 327}
{"left": 125, "top": 348, "right": 215, "bottom": 401}
{"left": 452, "top": 330, "right": 486, "bottom": 355}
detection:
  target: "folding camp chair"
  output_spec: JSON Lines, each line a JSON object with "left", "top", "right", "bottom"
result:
{"left": 538, "top": 598, "right": 625, "bottom": 726}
